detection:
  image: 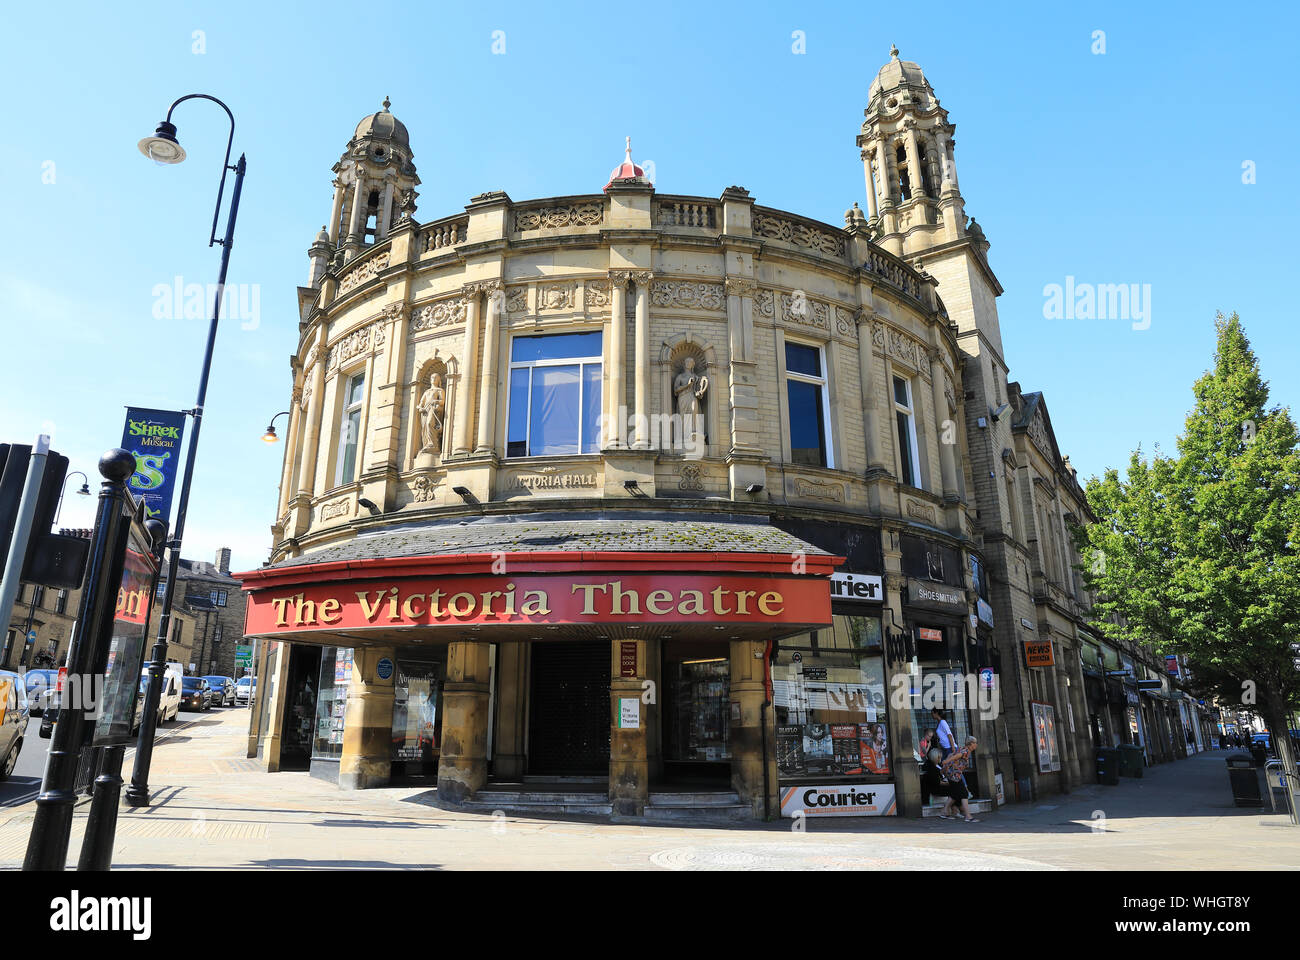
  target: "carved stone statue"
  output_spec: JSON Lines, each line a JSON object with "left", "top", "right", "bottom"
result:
{"left": 674, "top": 357, "right": 709, "bottom": 442}
{"left": 418, "top": 373, "right": 446, "bottom": 453}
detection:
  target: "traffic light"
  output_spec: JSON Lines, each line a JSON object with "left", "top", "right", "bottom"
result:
{"left": 0, "top": 444, "right": 88, "bottom": 589}
{"left": 0, "top": 443, "right": 33, "bottom": 581}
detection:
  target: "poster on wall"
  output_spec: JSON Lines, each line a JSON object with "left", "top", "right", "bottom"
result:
{"left": 780, "top": 783, "right": 897, "bottom": 817}
{"left": 775, "top": 724, "right": 805, "bottom": 775}
{"left": 1032, "top": 701, "right": 1062, "bottom": 773}
{"left": 858, "top": 722, "right": 890, "bottom": 774}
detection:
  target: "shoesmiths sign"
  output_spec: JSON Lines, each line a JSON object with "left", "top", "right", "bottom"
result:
{"left": 245, "top": 573, "right": 829, "bottom": 635}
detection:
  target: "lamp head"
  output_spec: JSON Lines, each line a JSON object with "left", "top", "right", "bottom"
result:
{"left": 138, "top": 120, "right": 186, "bottom": 164}
{"left": 262, "top": 425, "right": 279, "bottom": 443}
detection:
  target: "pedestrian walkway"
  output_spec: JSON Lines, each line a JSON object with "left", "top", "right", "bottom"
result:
{"left": 0, "top": 712, "right": 1294, "bottom": 870}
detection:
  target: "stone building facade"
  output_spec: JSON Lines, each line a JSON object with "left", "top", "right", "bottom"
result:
{"left": 240, "top": 49, "right": 1194, "bottom": 817}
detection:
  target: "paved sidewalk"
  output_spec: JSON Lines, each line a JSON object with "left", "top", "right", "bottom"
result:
{"left": 1, "top": 710, "right": 1295, "bottom": 870}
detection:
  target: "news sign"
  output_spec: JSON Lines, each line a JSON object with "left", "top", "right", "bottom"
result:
{"left": 780, "top": 783, "right": 897, "bottom": 817}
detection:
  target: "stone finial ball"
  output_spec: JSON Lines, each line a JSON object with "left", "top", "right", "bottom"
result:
{"left": 99, "top": 448, "right": 138, "bottom": 482}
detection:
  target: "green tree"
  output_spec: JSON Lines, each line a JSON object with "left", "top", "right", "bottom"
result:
{"left": 1075, "top": 313, "right": 1300, "bottom": 819}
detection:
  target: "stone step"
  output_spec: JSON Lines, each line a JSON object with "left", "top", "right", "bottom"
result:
{"left": 473, "top": 790, "right": 608, "bottom": 804}
{"left": 642, "top": 803, "right": 753, "bottom": 822}
{"left": 460, "top": 799, "right": 614, "bottom": 817}
{"left": 922, "top": 798, "right": 995, "bottom": 817}
{"left": 647, "top": 791, "right": 743, "bottom": 807}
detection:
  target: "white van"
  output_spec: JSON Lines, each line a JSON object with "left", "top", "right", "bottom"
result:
{"left": 140, "top": 663, "right": 183, "bottom": 725}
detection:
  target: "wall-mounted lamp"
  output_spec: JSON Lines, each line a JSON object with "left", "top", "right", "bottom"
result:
{"left": 623, "top": 479, "right": 647, "bottom": 498}
{"left": 990, "top": 402, "right": 1011, "bottom": 423}
{"left": 357, "top": 497, "right": 381, "bottom": 516}
{"left": 452, "top": 486, "right": 479, "bottom": 506}
{"left": 262, "top": 411, "right": 290, "bottom": 442}
{"left": 745, "top": 483, "right": 764, "bottom": 494}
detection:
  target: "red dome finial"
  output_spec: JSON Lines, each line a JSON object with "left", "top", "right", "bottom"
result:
{"left": 605, "top": 136, "right": 647, "bottom": 191}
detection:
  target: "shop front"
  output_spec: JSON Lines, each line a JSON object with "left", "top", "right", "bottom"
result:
{"left": 239, "top": 519, "right": 840, "bottom": 819}
{"left": 769, "top": 518, "right": 897, "bottom": 817}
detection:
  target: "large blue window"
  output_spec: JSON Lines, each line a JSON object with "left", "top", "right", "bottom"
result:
{"left": 507, "top": 332, "right": 603, "bottom": 457}
{"left": 785, "top": 341, "right": 830, "bottom": 467}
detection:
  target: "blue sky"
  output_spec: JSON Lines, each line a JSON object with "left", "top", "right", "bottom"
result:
{"left": 2, "top": 1, "right": 1296, "bottom": 571}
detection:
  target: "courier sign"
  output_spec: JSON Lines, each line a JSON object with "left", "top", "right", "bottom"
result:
{"left": 245, "top": 573, "right": 828, "bottom": 636}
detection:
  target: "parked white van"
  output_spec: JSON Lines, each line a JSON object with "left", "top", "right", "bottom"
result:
{"left": 140, "top": 663, "right": 183, "bottom": 726}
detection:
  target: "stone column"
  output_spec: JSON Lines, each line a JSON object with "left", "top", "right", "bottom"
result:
{"left": 609, "top": 639, "right": 648, "bottom": 818}
{"left": 377, "top": 182, "right": 394, "bottom": 241}
{"left": 260, "top": 641, "right": 293, "bottom": 773}
{"left": 607, "top": 272, "right": 628, "bottom": 448}
{"left": 632, "top": 271, "right": 652, "bottom": 449}
{"left": 294, "top": 337, "right": 327, "bottom": 500}
{"left": 730, "top": 638, "right": 774, "bottom": 819}
{"left": 856, "top": 310, "right": 887, "bottom": 473}
{"left": 339, "top": 645, "right": 395, "bottom": 790}
{"left": 928, "top": 348, "right": 958, "bottom": 499}
{"left": 904, "top": 128, "right": 923, "bottom": 200}
{"left": 476, "top": 280, "right": 503, "bottom": 454}
{"left": 327, "top": 178, "right": 345, "bottom": 245}
{"left": 453, "top": 286, "right": 481, "bottom": 456}
{"left": 724, "top": 276, "right": 762, "bottom": 455}
{"left": 437, "top": 640, "right": 492, "bottom": 804}
{"left": 347, "top": 171, "right": 367, "bottom": 242}
{"left": 862, "top": 149, "right": 878, "bottom": 220}
{"left": 276, "top": 384, "right": 304, "bottom": 521}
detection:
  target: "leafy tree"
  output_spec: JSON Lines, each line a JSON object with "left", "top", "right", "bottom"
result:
{"left": 1074, "top": 313, "right": 1300, "bottom": 819}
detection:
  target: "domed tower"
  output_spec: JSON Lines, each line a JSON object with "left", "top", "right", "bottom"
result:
{"left": 316, "top": 97, "right": 421, "bottom": 272}
{"left": 856, "top": 45, "right": 964, "bottom": 257}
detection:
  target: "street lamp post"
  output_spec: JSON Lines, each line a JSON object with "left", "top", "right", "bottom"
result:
{"left": 126, "top": 94, "right": 246, "bottom": 808}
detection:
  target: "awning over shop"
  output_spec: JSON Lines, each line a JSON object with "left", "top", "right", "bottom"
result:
{"left": 237, "top": 513, "right": 843, "bottom": 646}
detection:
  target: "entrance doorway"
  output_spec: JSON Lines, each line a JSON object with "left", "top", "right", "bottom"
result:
{"left": 391, "top": 656, "right": 444, "bottom": 784}
{"left": 661, "top": 639, "right": 731, "bottom": 785}
{"left": 280, "top": 645, "right": 322, "bottom": 771}
{"left": 528, "top": 640, "right": 610, "bottom": 776}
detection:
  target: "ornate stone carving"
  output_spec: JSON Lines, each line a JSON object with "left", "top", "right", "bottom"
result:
{"left": 319, "top": 497, "right": 351, "bottom": 520}
{"left": 505, "top": 286, "right": 528, "bottom": 313}
{"left": 411, "top": 474, "right": 440, "bottom": 503}
{"left": 835, "top": 306, "right": 859, "bottom": 338}
{"left": 780, "top": 292, "right": 829, "bottom": 329}
{"left": 871, "top": 322, "right": 924, "bottom": 370}
{"left": 327, "top": 322, "right": 383, "bottom": 370}
{"left": 538, "top": 283, "right": 576, "bottom": 310}
{"left": 724, "top": 277, "right": 757, "bottom": 298}
{"left": 410, "top": 297, "right": 467, "bottom": 332}
{"left": 753, "top": 212, "right": 846, "bottom": 257}
{"left": 678, "top": 463, "right": 704, "bottom": 492}
{"left": 338, "top": 251, "right": 390, "bottom": 293}
{"left": 673, "top": 356, "right": 709, "bottom": 439}
{"left": 1027, "top": 410, "right": 1052, "bottom": 457}
{"left": 794, "top": 477, "right": 844, "bottom": 503}
{"left": 651, "top": 280, "right": 724, "bottom": 311}
{"left": 629, "top": 270, "right": 654, "bottom": 287}
{"left": 514, "top": 201, "right": 603, "bottom": 231}
{"left": 754, "top": 289, "right": 776, "bottom": 319}
{"left": 304, "top": 344, "right": 320, "bottom": 369}
{"left": 584, "top": 279, "right": 611, "bottom": 308}
{"left": 906, "top": 499, "right": 937, "bottom": 524}
{"left": 381, "top": 301, "right": 407, "bottom": 324}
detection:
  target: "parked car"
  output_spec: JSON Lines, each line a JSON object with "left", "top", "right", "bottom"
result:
{"left": 23, "top": 669, "right": 57, "bottom": 717}
{"left": 203, "top": 676, "right": 236, "bottom": 707}
{"left": 235, "top": 676, "right": 256, "bottom": 705}
{"left": 0, "top": 670, "right": 30, "bottom": 780}
{"left": 180, "top": 676, "right": 213, "bottom": 712}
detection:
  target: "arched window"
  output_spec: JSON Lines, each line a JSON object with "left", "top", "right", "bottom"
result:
{"left": 918, "top": 142, "right": 937, "bottom": 198}
{"left": 895, "top": 144, "right": 912, "bottom": 201}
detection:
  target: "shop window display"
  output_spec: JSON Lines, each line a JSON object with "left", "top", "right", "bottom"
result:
{"left": 312, "top": 646, "right": 353, "bottom": 762}
{"left": 664, "top": 657, "right": 730, "bottom": 762}
{"left": 772, "top": 615, "right": 889, "bottom": 780}
{"left": 391, "top": 659, "right": 442, "bottom": 778}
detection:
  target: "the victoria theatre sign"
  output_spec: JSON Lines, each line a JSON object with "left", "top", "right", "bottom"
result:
{"left": 245, "top": 573, "right": 830, "bottom": 635}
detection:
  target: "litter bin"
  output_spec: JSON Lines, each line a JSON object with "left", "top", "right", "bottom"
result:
{"left": 1118, "top": 744, "right": 1145, "bottom": 778}
{"left": 1226, "top": 753, "right": 1262, "bottom": 807}
{"left": 1096, "top": 747, "right": 1119, "bottom": 785}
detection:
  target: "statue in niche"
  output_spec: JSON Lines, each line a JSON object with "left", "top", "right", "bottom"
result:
{"left": 417, "top": 372, "right": 446, "bottom": 454}
{"left": 674, "top": 356, "right": 709, "bottom": 441}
